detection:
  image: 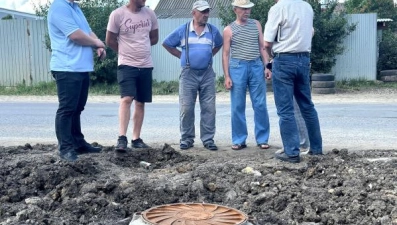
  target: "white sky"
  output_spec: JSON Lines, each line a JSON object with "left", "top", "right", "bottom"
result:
{"left": 0, "top": 0, "right": 160, "bottom": 14}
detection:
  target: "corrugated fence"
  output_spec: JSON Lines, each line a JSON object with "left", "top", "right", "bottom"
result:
{"left": 0, "top": 19, "right": 51, "bottom": 86}
{"left": 0, "top": 14, "right": 378, "bottom": 86}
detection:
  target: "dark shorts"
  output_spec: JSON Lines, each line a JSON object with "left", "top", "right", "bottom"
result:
{"left": 117, "top": 65, "right": 153, "bottom": 102}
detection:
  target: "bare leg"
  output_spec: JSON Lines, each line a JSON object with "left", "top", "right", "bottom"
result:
{"left": 119, "top": 96, "right": 133, "bottom": 136}
{"left": 132, "top": 101, "right": 145, "bottom": 140}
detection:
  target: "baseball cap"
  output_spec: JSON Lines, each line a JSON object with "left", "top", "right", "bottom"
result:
{"left": 192, "top": 0, "right": 211, "bottom": 11}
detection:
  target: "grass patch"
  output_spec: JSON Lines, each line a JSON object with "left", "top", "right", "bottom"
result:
{"left": 0, "top": 81, "right": 57, "bottom": 95}
{"left": 336, "top": 79, "right": 397, "bottom": 91}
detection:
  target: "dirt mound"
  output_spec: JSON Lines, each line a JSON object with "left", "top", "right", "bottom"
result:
{"left": 1, "top": 144, "right": 397, "bottom": 225}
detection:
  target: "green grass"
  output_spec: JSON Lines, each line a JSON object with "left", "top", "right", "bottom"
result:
{"left": 1, "top": 78, "right": 395, "bottom": 96}
{"left": 336, "top": 79, "right": 397, "bottom": 91}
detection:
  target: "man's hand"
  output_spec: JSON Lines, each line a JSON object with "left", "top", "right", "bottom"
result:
{"left": 224, "top": 77, "right": 233, "bottom": 90}
{"left": 96, "top": 48, "right": 106, "bottom": 62}
{"left": 265, "top": 68, "right": 272, "bottom": 80}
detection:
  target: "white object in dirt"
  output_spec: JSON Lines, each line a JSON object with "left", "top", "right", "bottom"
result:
{"left": 242, "top": 167, "right": 262, "bottom": 176}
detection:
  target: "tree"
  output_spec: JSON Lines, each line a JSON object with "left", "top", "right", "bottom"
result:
{"left": 345, "top": 0, "right": 397, "bottom": 30}
{"left": 218, "top": 0, "right": 355, "bottom": 73}
{"left": 35, "top": 0, "right": 125, "bottom": 84}
{"left": 1, "top": 15, "right": 13, "bottom": 20}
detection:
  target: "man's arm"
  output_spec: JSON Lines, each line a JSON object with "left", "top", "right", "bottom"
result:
{"left": 222, "top": 26, "right": 232, "bottom": 90}
{"left": 150, "top": 29, "right": 159, "bottom": 46}
{"left": 256, "top": 20, "right": 271, "bottom": 79}
{"left": 162, "top": 44, "right": 181, "bottom": 59}
{"left": 105, "top": 30, "right": 119, "bottom": 53}
{"left": 68, "top": 29, "right": 105, "bottom": 48}
{"left": 212, "top": 47, "right": 221, "bottom": 56}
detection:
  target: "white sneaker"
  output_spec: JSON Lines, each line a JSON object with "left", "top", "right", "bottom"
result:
{"left": 276, "top": 147, "right": 310, "bottom": 156}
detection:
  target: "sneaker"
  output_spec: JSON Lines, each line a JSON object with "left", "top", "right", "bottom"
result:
{"left": 76, "top": 143, "right": 102, "bottom": 155}
{"left": 115, "top": 136, "right": 128, "bottom": 152}
{"left": 59, "top": 150, "right": 78, "bottom": 162}
{"left": 132, "top": 138, "right": 150, "bottom": 148}
{"left": 275, "top": 152, "right": 300, "bottom": 163}
{"left": 276, "top": 147, "right": 310, "bottom": 156}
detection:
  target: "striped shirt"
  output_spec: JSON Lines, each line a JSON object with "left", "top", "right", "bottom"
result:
{"left": 230, "top": 19, "right": 260, "bottom": 60}
{"left": 263, "top": 0, "right": 313, "bottom": 53}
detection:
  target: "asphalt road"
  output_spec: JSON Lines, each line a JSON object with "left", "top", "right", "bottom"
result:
{"left": 1, "top": 95, "right": 396, "bottom": 151}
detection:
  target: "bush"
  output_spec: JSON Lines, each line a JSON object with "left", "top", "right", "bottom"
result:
{"left": 377, "top": 30, "right": 397, "bottom": 75}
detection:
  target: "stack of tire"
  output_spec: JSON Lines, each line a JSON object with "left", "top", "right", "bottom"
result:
{"left": 379, "top": 70, "right": 397, "bottom": 82}
{"left": 311, "top": 73, "right": 335, "bottom": 94}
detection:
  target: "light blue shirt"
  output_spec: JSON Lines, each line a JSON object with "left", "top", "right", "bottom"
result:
{"left": 163, "top": 21, "right": 223, "bottom": 70}
{"left": 48, "top": 0, "right": 94, "bottom": 72}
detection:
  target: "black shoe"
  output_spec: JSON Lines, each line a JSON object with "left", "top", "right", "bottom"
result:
{"left": 76, "top": 143, "right": 101, "bottom": 155}
{"left": 115, "top": 136, "right": 128, "bottom": 152}
{"left": 59, "top": 150, "right": 78, "bottom": 162}
{"left": 132, "top": 138, "right": 149, "bottom": 148}
{"left": 204, "top": 142, "right": 218, "bottom": 151}
{"left": 308, "top": 151, "right": 323, "bottom": 155}
{"left": 275, "top": 152, "right": 300, "bottom": 163}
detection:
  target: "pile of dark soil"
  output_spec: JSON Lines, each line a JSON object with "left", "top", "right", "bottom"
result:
{"left": 0, "top": 144, "right": 396, "bottom": 225}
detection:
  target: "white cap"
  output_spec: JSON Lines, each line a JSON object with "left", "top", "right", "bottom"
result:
{"left": 192, "top": 0, "right": 211, "bottom": 11}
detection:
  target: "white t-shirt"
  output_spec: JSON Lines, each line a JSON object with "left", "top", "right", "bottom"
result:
{"left": 264, "top": 0, "right": 313, "bottom": 53}
{"left": 107, "top": 6, "right": 159, "bottom": 67}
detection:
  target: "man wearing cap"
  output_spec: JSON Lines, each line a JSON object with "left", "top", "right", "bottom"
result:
{"left": 222, "top": 0, "right": 271, "bottom": 151}
{"left": 162, "top": 0, "right": 223, "bottom": 151}
{"left": 263, "top": 0, "right": 323, "bottom": 163}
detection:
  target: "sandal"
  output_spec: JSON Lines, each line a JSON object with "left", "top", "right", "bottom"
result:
{"left": 204, "top": 142, "right": 218, "bottom": 151}
{"left": 257, "top": 143, "right": 270, "bottom": 149}
{"left": 180, "top": 142, "right": 193, "bottom": 150}
{"left": 231, "top": 144, "right": 247, "bottom": 150}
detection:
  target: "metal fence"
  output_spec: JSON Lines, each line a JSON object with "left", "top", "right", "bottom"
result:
{"left": 0, "top": 14, "right": 378, "bottom": 86}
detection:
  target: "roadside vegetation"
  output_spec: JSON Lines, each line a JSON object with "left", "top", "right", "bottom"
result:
{"left": 0, "top": 78, "right": 396, "bottom": 96}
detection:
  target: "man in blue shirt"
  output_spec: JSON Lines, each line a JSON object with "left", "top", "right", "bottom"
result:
{"left": 48, "top": 0, "right": 106, "bottom": 161}
{"left": 162, "top": 0, "right": 223, "bottom": 151}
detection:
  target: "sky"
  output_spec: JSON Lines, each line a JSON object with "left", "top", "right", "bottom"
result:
{"left": 0, "top": 0, "right": 160, "bottom": 14}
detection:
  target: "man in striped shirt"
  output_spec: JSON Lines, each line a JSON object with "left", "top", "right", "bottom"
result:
{"left": 222, "top": 0, "right": 272, "bottom": 151}
{"left": 162, "top": 0, "right": 223, "bottom": 151}
{"left": 264, "top": 0, "right": 323, "bottom": 163}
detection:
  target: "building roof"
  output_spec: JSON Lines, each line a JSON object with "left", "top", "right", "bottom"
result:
{"left": 0, "top": 7, "right": 43, "bottom": 20}
{"left": 377, "top": 18, "right": 393, "bottom": 22}
{"left": 154, "top": 0, "right": 231, "bottom": 19}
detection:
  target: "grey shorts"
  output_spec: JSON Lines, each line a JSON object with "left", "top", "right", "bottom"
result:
{"left": 117, "top": 65, "right": 153, "bottom": 102}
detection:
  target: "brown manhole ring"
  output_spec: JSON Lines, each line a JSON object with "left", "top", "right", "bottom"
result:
{"left": 142, "top": 203, "right": 248, "bottom": 225}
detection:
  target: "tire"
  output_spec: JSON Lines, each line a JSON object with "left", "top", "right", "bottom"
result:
{"left": 311, "top": 81, "right": 335, "bottom": 88}
{"left": 380, "top": 70, "right": 397, "bottom": 77}
{"left": 311, "top": 74, "right": 335, "bottom": 81}
{"left": 381, "top": 75, "right": 397, "bottom": 82}
{"left": 311, "top": 87, "right": 336, "bottom": 94}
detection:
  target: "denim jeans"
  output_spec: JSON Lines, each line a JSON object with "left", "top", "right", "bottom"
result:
{"left": 272, "top": 53, "right": 322, "bottom": 156}
{"left": 229, "top": 57, "right": 270, "bottom": 145}
{"left": 52, "top": 71, "right": 90, "bottom": 153}
{"left": 179, "top": 66, "right": 216, "bottom": 145}
{"left": 293, "top": 97, "right": 310, "bottom": 149}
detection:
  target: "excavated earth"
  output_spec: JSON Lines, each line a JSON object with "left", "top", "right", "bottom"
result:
{"left": 0, "top": 143, "right": 396, "bottom": 225}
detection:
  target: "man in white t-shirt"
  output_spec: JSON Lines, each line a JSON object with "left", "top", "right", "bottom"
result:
{"left": 106, "top": 0, "right": 159, "bottom": 152}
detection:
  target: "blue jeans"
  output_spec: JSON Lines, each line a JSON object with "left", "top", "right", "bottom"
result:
{"left": 179, "top": 66, "right": 216, "bottom": 145}
{"left": 52, "top": 71, "right": 90, "bottom": 153}
{"left": 229, "top": 57, "right": 270, "bottom": 145}
{"left": 272, "top": 53, "right": 322, "bottom": 156}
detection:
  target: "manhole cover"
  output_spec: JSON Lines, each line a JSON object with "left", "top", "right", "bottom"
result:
{"left": 142, "top": 203, "right": 248, "bottom": 225}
